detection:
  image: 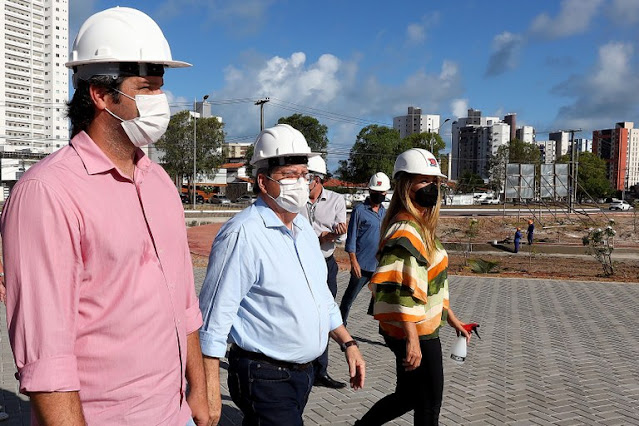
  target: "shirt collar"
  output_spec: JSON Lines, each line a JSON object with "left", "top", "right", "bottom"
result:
{"left": 255, "top": 197, "right": 304, "bottom": 232}
{"left": 71, "top": 131, "right": 151, "bottom": 177}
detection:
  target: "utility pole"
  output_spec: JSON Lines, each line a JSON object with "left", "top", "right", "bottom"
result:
{"left": 255, "top": 98, "right": 270, "bottom": 131}
{"left": 193, "top": 95, "right": 209, "bottom": 209}
{"left": 566, "top": 129, "right": 582, "bottom": 213}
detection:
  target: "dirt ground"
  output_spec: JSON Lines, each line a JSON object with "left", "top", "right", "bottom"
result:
{"left": 188, "top": 212, "right": 639, "bottom": 283}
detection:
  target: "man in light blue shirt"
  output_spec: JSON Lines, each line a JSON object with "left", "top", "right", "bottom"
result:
{"left": 200, "top": 124, "right": 365, "bottom": 426}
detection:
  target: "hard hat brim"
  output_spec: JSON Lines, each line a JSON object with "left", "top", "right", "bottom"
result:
{"left": 65, "top": 59, "right": 192, "bottom": 69}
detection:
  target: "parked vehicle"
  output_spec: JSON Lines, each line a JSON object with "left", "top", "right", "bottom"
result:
{"left": 609, "top": 200, "right": 633, "bottom": 211}
{"left": 236, "top": 194, "right": 256, "bottom": 204}
{"left": 181, "top": 193, "right": 204, "bottom": 204}
{"left": 481, "top": 196, "right": 500, "bottom": 205}
{"left": 209, "top": 194, "right": 231, "bottom": 205}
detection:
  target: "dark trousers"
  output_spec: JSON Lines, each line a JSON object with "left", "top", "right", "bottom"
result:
{"left": 314, "top": 255, "right": 338, "bottom": 378}
{"left": 228, "top": 347, "right": 314, "bottom": 426}
{"left": 527, "top": 234, "right": 533, "bottom": 245}
{"left": 339, "top": 270, "right": 374, "bottom": 325}
{"left": 356, "top": 337, "right": 444, "bottom": 426}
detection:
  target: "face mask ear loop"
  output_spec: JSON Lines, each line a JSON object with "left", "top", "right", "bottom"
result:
{"left": 105, "top": 107, "right": 125, "bottom": 122}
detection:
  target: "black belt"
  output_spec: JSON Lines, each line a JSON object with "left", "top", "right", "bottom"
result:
{"left": 230, "top": 344, "right": 312, "bottom": 371}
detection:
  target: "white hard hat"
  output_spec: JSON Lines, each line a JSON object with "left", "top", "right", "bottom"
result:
{"left": 66, "top": 7, "right": 190, "bottom": 86}
{"left": 250, "top": 124, "right": 318, "bottom": 172}
{"left": 368, "top": 172, "right": 391, "bottom": 191}
{"left": 393, "top": 148, "right": 447, "bottom": 179}
{"left": 307, "top": 155, "right": 327, "bottom": 176}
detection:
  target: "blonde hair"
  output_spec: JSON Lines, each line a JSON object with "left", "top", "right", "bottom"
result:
{"left": 381, "top": 172, "right": 441, "bottom": 264}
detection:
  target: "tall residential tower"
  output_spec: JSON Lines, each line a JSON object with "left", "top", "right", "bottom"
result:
{"left": 1, "top": 0, "right": 69, "bottom": 194}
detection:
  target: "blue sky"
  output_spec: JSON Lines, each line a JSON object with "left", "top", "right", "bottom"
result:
{"left": 70, "top": 0, "right": 639, "bottom": 171}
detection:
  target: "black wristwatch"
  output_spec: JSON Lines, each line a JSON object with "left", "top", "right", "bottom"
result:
{"left": 340, "top": 340, "right": 359, "bottom": 352}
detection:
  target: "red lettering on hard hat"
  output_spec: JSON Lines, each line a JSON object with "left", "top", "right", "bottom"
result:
{"left": 377, "top": 181, "right": 382, "bottom": 186}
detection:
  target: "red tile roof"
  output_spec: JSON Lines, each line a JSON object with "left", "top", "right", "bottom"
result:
{"left": 323, "top": 178, "right": 367, "bottom": 188}
{"left": 220, "top": 162, "right": 245, "bottom": 169}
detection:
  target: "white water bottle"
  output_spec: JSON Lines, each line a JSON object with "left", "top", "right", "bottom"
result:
{"left": 450, "top": 335, "right": 467, "bottom": 364}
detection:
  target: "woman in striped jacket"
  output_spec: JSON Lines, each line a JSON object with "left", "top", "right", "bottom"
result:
{"left": 355, "top": 148, "right": 471, "bottom": 426}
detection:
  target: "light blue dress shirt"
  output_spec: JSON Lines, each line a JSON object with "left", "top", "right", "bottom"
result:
{"left": 199, "top": 197, "right": 343, "bottom": 364}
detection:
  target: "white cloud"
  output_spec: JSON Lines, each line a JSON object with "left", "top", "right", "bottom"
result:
{"left": 552, "top": 42, "right": 639, "bottom": 131}
{"left": 609, "top": 0, "right": 639, "bottom": 24}
{"left": 451, "top": 99, "right": 469, "bottom": 119}
{"left": 485, "top": 32, "right": 524, "bottom": 76}
{"left": 406, "top": 24, "right": 426, "bottom": 44}
{"left": 203, "top": 51, "right": 463, "bottom": 166}
{"left": 404, "top": 12, "right": 439, "bottom": 45}
{"left": 165, "top": 90, "right": 189, "bottom": 115}
{"left": 529, "top": 0, "right": 603, "bottom": 39}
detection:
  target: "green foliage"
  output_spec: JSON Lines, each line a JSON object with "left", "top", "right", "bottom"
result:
{"left": 278, "top": 114, "right": 329, "bottom": 155}
{"left": 557, "top": 152, "right": 612, "bottom": 202}
{"left": 337, "top": 125, "right": 400, "bottom": 182}
{"left": 244, "top": 144, "right": 255, "bottom": 176}
{"left": 456, "top": 171, "right": 485, "bottom": 194}
{"left": 468, "top": 258, "right": 500, "bottom": 274}
{"left": 402, "top": 132, "right": 446, "bottom": 158}
{"left": 582, "top": 219, "right": 616, "bottom": 276}
{"left": 336, "top": 126, "right": 449, "bottom": 183}
{"left": 156, "top": 110, "right": 225, "bottom": 183}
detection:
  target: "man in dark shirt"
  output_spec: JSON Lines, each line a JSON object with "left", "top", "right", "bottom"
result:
{"left": 340, "top": 172, "right": 389, "bottom": 325}
{"left": 527, "top": 219, "right": 535, "bottom": 245}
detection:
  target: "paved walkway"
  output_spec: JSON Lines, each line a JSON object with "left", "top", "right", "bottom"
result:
{"left": 2, "top": 272, "right": 639, "bottom": 425}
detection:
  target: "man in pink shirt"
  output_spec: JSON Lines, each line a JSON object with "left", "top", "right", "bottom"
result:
{"left": 0, "top": 7, "right": 211, "bottom": 425}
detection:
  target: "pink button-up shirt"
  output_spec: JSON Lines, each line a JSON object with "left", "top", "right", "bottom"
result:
{"left": 1, "top": 132, "right": 203, "bottom": 425}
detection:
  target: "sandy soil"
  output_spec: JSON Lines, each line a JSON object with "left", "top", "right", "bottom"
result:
{"left": 188, "top": 212, "right": 639, "bottom": 283}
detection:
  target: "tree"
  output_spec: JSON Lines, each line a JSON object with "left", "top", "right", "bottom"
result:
{"left": 401, "top": 132, "right": 446, "bottom": 158}
{"left": 557, "top": 151, "right": 612, "bottom": 202}
{"left": 155, "top": 110, "right": 225, "bottom": 187}
{"left": 456, "top": 171, "right": 485, "bottom": 194}
{"left": 278, "top": 114, "right": 329, "bottom": 154}
{"left": 337, "top": 125, "right": 400, "bottom": 183}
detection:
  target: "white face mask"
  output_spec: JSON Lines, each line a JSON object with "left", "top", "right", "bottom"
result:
{"left": 266, "top": 176, "right": 309, "bottom": 213}
{"left": 106, "top": 91, "right": 170, "bottom": 147}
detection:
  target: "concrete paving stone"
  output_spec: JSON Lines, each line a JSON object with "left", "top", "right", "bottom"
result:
{"left": 3, "top": 271, "right": 639, "bottom": 425}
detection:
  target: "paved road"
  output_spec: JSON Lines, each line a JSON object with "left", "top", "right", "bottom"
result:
{"left": 2, "top": 272, "right": 639, "bottom": 425}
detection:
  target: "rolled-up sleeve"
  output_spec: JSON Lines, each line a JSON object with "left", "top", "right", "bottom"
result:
{"left": 1, "top": 179, "right": 82, "bottom": 393}
{"left": 199, "top": 227, "right": 254, "bottom": 358}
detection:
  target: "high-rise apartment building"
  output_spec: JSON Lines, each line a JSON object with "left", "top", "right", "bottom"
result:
{"left": 549, "top": 131, "right": 571, "bottom": 160}
{"left": 393, "top": 106, "right": 440, "bottom": 139}
{"left": 1, "top": 0, "right": 69, "bottom": 192}
{"left": 592, "top": 122, "right": 639, "bottom": 191}
{"left": 573, "top": 138, "right": 592, "bottom": 153}
{"left": 451, "top": 108, "right": 509, "bottom": 180}
{"left": 503, "top": 113, "right": 516, "bottom": 141}
{"left": 535, "top": 140, "right": 556, "bottom": 164}
{"left": 515, "top": 126, "right": 535, "bottom": 143}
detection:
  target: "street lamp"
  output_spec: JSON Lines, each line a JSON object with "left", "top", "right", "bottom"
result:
{"left": 430, "top": 118, "right": 451, "bottom": 152}
{"left": 193, "top": 94, "right": 210, "bottom": 209}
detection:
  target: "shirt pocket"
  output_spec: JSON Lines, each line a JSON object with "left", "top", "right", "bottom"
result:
{"left": 358, "top": 219, "right": 371, "bottom": 234}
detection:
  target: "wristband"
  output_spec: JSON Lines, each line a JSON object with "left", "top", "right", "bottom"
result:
{"left": 0, "top": 273, "right": 4, "bottom": 277}
{"left": 340, "top": 340, "right": 358, "bottom": 352}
